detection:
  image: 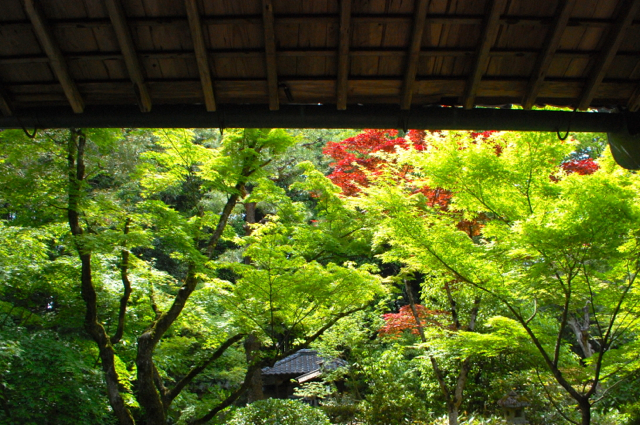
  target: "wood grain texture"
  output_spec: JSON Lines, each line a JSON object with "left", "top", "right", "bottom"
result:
{"left": 1, "top": 0, "right": 638, "bottom": 113}
{"left": 336, "top": 0, "right": 352, "bottom": 109}
{"left": 103, "top": 0, "right": 152, "bottom": 112}
{"left": 400, "top": 0, "right": 430, "bottom": 110}
{"left": 462, "top": 0, "right": 509, "bottom": 109}
{"left": 262, "top": 0, "right": 279, "bottom": 110}
{"left": 185, "top": 0, "right": 216, "bottom": 111}
{"left": 523, "top": 0, "right": 577, "bottom": 109}
{"left": 22, "top": 0, "right": 85, "bottom": 113}
{"left": 578, "top": 0, "right": 640, "bottom": 109}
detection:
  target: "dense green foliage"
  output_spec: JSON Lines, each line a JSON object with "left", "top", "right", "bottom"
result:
{"left": 227, "top": 399, "right": 331, "bottom": 425}
{"left": 1, "top": 127, "right": 639, "bottom": 425}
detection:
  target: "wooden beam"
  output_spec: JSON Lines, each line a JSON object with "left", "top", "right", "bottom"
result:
{"left": 22, "top": 0, "right": 84, "bottom": 113}
{"left": 336, "top": 0, "right": 352, "bottom": 110}
{"left": 400, "top": 0, "right": 430, "bottom": 110}
{"left": 104, "top": 0, "right": 152, "bottom": 112}
{"left": 523, "top": 0, "right": 576, "bottom": 110}
{"left": 3, "top": 47, "right": 625, "bottom": 66}
{"left": 262, "top": 0, "right": 279, "bottom": 110}
{"left": 578, "top": 0, "right": 640, "bottom": 110}
{"left": 0, "top": 104, "right": 630, "bottom": 133}
{"left": 5, "top": 14, "right": 640, "bottom": 32}
{"left": 462, "top": 0, "right": 507, "bottom": 109}
{"left": 185, "top": 0, "right": 216, "bottom": 111}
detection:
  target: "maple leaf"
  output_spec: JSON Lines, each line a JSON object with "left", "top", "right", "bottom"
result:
{"left": 561, "top": 158, "right": 599, "bottom": 175}
{"left": 379, "top": 304, "right": 451, "bottom": 338}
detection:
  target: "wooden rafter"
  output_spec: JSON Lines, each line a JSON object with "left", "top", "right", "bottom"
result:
{"left": 185, "top": 0, "right": 216, "bottom": 111}
{"left": 629, "top": 83, "right": 640, "bottom": 111}
{"left": 336, "top": 0, "right": 352, "bottom": 110}
{"left": 523, "top": 0, "right": 577, "bottom": 110}
{"left": 578, "top": 0, "right": 640, "bottom": 110}
{"left": 23, "top": 0, "right": 84, "bottom": 113}
{"left": 462, "top": 0, "right": 508, "bottom": 109}
{"left": 0, "top": 84, "right": 12, "bottom": 116}
{"left": 104, "top": 0, "right": 152, "bottom": 113}
{"left": 262, "top": 0, "right": 279, "bottom": 110}
{"left": 400, "top": 0, "right": 430, "bottom": 110}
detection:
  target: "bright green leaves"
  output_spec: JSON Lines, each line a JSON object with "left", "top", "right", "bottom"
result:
{"left": 246, "top": 177, "right": 308, "bottom": 224}
{"left": 220, "top": 220, "right": 383, "bottom": 346}
{"left": 199, "top": 128, "right": 298, "bottom": 193}
{"left": 405, "top": 131, "right": 569, "bottom": 222}
{"left": 0, "top": 129, "right": 70, "bottom": 225}
{"left": 210, "top": 160, "right": 384, "bottom": 347}
{"left": 423, "top": 316, "right": 532, "bottom": 360}
{"left": 358, "top": 129, "right": 640, "bottom": 421}
{"left": 139, "top": 129, "right": 217, "bottom": 198}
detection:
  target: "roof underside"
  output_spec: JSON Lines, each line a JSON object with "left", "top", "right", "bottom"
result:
{"left": 1, "top": 0, "right": 640, "bottom": 128}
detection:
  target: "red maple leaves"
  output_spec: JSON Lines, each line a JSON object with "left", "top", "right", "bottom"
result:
{"left": 323, "top": 129, "right": 503, "bottom": 212}
{"left": 561, "top": 158, "right": 599, "bottom": 175}
{"left": 323, "top": 129, "right": 427, "bottom": 197}
{"left": 379, "top": 305, "right": 451, "bottom": 338}
{"left": 323, "top": 129, "right": 455, "bottom": 209}
{"left": 551, "top": 158, "right": 599, "bottom": 182}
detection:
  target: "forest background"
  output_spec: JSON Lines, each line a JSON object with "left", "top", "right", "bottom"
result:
{"left": 1, "top": 126, "right": 639, "bottom": 425}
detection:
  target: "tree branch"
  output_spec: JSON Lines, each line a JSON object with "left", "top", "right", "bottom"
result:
{"left": 68, "top": 129, "right": 135, "bottom": 425}
{"left": 534, "top": 368, "right": 580, "bottom": 425}
{"left": 166, "top": 333, "right": 245, "bottom": 403}
{"left": 111, "top": 218, "right": 132, "bottom": 345}
{"left": 189, "top": 360, "right": 264, "bottom": 425}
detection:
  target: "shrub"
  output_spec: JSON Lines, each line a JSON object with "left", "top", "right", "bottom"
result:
{"left": 227, "top": 398, "right": 331, "bottom": 425}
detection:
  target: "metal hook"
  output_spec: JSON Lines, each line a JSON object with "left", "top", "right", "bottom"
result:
{"left": 557, "top": 107, "right": 578, "bottom": 141}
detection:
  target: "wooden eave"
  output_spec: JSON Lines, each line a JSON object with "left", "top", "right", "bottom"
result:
{"left": 1, "top": 0, "right": 640, "bottom": 128}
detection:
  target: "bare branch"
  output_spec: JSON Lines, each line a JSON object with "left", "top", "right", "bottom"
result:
{"left": 525, "top": 299, "right": 537, "bottom": 325}
{"left": 167, "top": 334, "right": 245, "bottom": 403}
{"left": 534, "top": 368, "right": 580, "bottom": 425}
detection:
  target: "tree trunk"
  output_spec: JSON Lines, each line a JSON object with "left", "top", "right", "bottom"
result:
{"left": 447, "top": 405, "right": 459, "bottom": 425}
{"left": 579, "top": 399, "right": 591, "bottom": 425}
{"left": 244, "top": 334, "right": 265, "bottom": 402}
{"left": 67, "top": 129, "right": 135, "bottom": 425}
{"left": 136, "top": 333, "right": 168, "bottom": 424}
{"left": 568, "top": 302, "right": 595, "bottom": 358}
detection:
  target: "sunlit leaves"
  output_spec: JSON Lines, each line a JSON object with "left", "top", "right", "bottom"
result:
{"left": 219, "top": 220, "right": 383, "bottom": 346}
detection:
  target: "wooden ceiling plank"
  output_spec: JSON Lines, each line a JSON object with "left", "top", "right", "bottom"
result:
{"left": 400, "top": 0, "right": 430, "bottom": 110}
{"left": 104, "top": 0, "right": 152, "bottom": 112}
{"left": 462, "top": 0, "right": 508, "bottom": 109}
{"left": 578, "top": 0, "right": 640, "bottom": 110}
{"left": 336, "top": 0, "right": 352, "bottom": 110}
{"left": 522, "top": 0, "right": 577, "bottom": 109}
{"left": 22, "top": 0, "right": 85, "bottom": 113}
{"left": 262, "top": 0, "right": 279, "bottom": 110}
{"left": 185, "top": 0, "right": 216, "bottom": 111}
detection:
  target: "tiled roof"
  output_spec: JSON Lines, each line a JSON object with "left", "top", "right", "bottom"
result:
{"left": 262, "top": 349, "right": 323, "bottom": 376}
